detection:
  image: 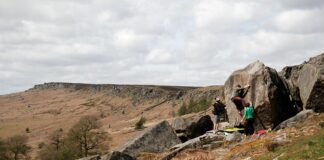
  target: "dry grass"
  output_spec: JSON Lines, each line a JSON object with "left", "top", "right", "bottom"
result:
{"left": 0, "top": 85, "right": 221, "bottom": 159}
{"left": 173, "top": 149, "right": 215, "bottom": 160}
{"left": 40, "top": 109, "right": 61, "bottom": 115}
{"left": 223, "top": 113, "right": 324, "bottom": 160}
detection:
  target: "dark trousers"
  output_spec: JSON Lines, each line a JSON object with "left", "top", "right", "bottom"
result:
{"left": 245, "top": 118, "right": 254, "bottom": 135}
{"left": 231, "top": 97, "right": 247, "bottom": 116}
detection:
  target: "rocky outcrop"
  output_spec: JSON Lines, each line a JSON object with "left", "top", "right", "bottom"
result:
{"left": 280, "top": 53, "right": 324, "bottom": 112}
{"left": 119, "top": 120, "right": 181, "bottom": 157}
{"left": 274, "top": 110, "right": 314, "bottom": 130}
{"left": 224, "top": 61, "right": 298, "bottom": 130}
{"left": 171, "top": 115, "right": 213, "bottom": 142}
{"left": 30, "top": 82, "right": 198, "bottom": 105}
{"left": 105, "top": 151, "right": 136, "bottom": 160}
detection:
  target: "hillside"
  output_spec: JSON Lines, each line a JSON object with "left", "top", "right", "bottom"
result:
{"left": 0, "top": 54, "right": 322, "bottom": 160}
{"left": 0, "top": 83, "right": 223, "bottom": 157}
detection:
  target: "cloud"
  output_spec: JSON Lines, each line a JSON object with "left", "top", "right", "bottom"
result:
{"left": 0, "top": 0, "right": 324, "bottom": 94}
{"left": 145, "top": 49, "right": 173, "bottom": 64}
{"left": 194, "top": 0, "right": 256, "bottom": 31}
{"left": 273, "top": 8, "right": 324, "bottom": 33}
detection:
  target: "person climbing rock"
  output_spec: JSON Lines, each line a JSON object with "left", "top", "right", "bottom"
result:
{"left": 212, "top": 97, "right": 226, "bottom": 130}
{"left": 241, "top": 102, "right": 254, "bottom": 135}
{"left": 231, "top": 84, "right": 250, "bottom": 116}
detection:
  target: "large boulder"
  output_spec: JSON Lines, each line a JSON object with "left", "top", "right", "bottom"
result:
{"left": 224, "top": 61, "right": 298, "bottom": 130}
{"left": 280, "top": 53, "right": 324, "bottom": 112}
{"left": 171, "top": 115, "right": 213, "bottom": 141}
{"left": 186, "top": 115, "right": 214, "bottom": 139}
{"left": 119, "top": 120, "right": 181, "bottom": 157}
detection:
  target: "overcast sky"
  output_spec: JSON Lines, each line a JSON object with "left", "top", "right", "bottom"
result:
{"left": 1, "top": 0, "right": 324, "bottom": 94}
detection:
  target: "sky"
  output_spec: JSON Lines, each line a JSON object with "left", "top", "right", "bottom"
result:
{"left": 1, "top": 0, "right": 324, "bottom": 94}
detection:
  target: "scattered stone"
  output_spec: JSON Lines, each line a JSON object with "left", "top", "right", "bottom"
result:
{"left": 163, "top": 132, "right": 226, "bottom": 160}
{"left": 119, "top": 120, "right": 181, "bottom": 157}
{"left": 319, "top": 121, "right": 324, "bottom": 128}
{"left": 225, "top": 131, "right": 242, "bottom": 142}
{"left": 209, "top": 141, "right": 224, "bottom": 149}
{"left": 202, "top": 144, "right": 211, "bottom": 150}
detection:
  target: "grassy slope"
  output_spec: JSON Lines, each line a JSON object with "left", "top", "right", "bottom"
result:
{"left": 224, "top": 113, "right": 324, "bottom": 160}
{"left": 257, "top": 128, "right": 324, "bottom": 160}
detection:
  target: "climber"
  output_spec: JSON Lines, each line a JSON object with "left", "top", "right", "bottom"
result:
{"left": 241, "top": 101, "right": 254, "bottom": 135}
{"left": 231, "top": 84, "right": 250, "bottom": 116}
{"left": 212, "top": 97, "right": 226, "bottom": 131}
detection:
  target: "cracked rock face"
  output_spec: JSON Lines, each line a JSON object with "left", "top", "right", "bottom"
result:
{"left": 224, "top": 61, "right": 298, "bottom": 130}
{"left": 171, "top": 115, "right": 213, "bottom": 142}
{"left": 119, "top": 120, "right": 181, "bottom": 157}
{"left": 280, "top": 53, "right": 324, "bottom": 112}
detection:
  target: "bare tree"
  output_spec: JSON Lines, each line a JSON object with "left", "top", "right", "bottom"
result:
{"left": 0, "top": 138, "right": 9, "bottom": 159}
{"left": 5, "top": 135, "right": 31, "bottom": 160}
{"left": 49, "top": 129, "right": 64, "bottom": 151}
{"left": 68, "top": 115, "right": 108, "bottom": 157}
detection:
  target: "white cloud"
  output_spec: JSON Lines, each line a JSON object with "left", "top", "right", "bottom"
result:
{"left": 0, "top": 0, "right": 324, "bottom": 94}
{"left": 113, "top": 29, "right": 137, "bottom": 47}
{"left": 194, "top": 0, "right": 255, "bottom": 31}
{"left": 145, "top": 49, "right": 173, "bottom": 64}
{"left": 274, "top": 8, "right": 324, "bottom": 33}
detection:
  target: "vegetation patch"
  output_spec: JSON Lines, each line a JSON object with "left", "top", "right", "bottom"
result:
{"left": 256, "top": 128, "right": 324, "bottom": 160}
{"left": 177, "top": 97, "right": 212, "bottom": 116}
{"left": 81, "top": 99, "right": 95, "bottom": 107}
{"left": 135, "top": 116, "right": 146, "bottom": 130}
{"left": 0, "top": 135, "right": 32, "bottom": 160}
{"left": 38, "top": 115, "right": 109, "bottom": 160}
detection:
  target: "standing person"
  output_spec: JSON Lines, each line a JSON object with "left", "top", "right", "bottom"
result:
{"left": 213, "top": 97, "right": 226, "bottom": 131}
{"left": 231, "top": 84, "right": 250, "bottom": 116}
{"left": 241, "top": 102, "right": 254, "bottom": 135}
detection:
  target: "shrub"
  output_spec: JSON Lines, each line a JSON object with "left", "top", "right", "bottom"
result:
{"left": 177, "top": 97, "right": 212, "bottom": 116}
{"left": 25, "top": 128, "right": 30, "bottom": 133}
{"left": 178, "top": 102, "right": 188, "bottom": 116}
{"left": 5, "top": 135, "right": 32, "bottom": 159}
{"left": 264, "top": 141, "right": 279, "bottom": 152}
{"left": 39, "top": 116, "right": 109, "bottom": 160}
{"left": 38, "top": 142, "right": 45, "bottom": 149}
{"left": 135, "top": 117, "right": 146, "bottom": 130}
